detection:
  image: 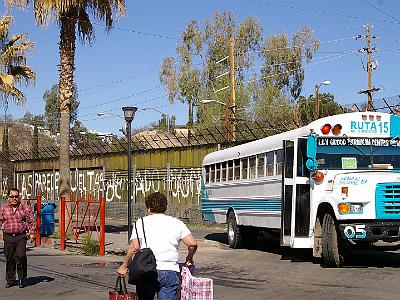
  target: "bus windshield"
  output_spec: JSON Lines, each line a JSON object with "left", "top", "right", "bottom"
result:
{"left": 316, "top": 137, "right": 400, "bottom": 170}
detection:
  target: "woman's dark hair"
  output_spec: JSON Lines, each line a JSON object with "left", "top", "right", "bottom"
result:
{"left": 145, "top": 192, "right": 167, "bottom": 213}
{"left": 8, "top": 187, "right": 19, "bottom": 196}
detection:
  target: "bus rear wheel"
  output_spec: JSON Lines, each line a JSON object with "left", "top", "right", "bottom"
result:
{"left": 322, "top": 213, "right": 344, "bottom": 268}
{"left": 227, "top": 211, "right": 243, "bottom": 248}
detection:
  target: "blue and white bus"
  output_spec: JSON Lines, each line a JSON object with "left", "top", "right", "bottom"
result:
{"left": 201, "top": 111, "right": 400, "bottom": 267}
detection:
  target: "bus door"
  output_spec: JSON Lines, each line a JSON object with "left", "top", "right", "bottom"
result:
{"left": 281, "top": 137, "right": 311, "bottom": 247}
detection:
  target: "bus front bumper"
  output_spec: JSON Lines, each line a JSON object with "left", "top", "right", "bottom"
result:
{"left": 339, "top": 222, "right": 400, "bottom": 242}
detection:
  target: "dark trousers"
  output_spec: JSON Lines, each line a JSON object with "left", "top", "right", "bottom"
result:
{"left": 3, "top": 233, "right": 27, "bottom": 283}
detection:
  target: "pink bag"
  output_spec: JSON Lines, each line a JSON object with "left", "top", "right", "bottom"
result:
{"left": 180, "top": 266, "right": 213, "bottom": 300}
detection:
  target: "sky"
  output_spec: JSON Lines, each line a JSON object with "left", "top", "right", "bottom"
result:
{"left": 2, "top": 0, "right": 400, "bottom": 135}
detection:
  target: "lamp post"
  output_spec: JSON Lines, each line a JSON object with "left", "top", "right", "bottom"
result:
{"left": 314, "top": 80, "right": 332, "bottom": 120}
{"left": 122, "top": 106, "right": 138, "bottom": 243}
{"left": 200, "top": 99, "right": 229, "bottom": 142}
{"left": 142, "top": 107, "right": 170, "bottom": 133}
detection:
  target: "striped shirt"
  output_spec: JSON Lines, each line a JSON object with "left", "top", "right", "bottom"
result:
{"left": 0, "top": 203, "right": 36, "bottom": 235}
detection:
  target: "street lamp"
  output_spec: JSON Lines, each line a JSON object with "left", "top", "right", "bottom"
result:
{"left": 142, "top": 107, "right": 170, "bottom": 133}
{"left": 200, "top": 99, "right": 230, "bottom": 141}
{"left": 122, "top": 106, "right": 138, "bottom": 243}
{"left": 314, "top": 80, "right": 332, "bottom": 120}
{"left": 96, "top": 112, "right": 123, "bottom": 119}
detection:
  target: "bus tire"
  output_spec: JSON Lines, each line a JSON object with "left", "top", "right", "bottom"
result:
{"left": 322, "top": 213, "right": 344, "bottom": 268}
{"left": 227, "top": 211, "right": 243, "bottom": 248}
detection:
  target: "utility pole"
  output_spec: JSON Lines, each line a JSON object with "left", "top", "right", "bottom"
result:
{"left": 366, "top": 24, "right": 373, "bottom": 111}
{"left": 358, "top": 24, "right": 379, "bottom": 111}
{"left": 314, "top": 84, "right": 319, "bottom": 120}
{"left": 229, "top": 36, "right": 236, "bottom": 142}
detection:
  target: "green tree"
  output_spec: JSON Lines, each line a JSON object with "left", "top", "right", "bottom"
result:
{"left": 298, "top": 93, "right": 345, "bottom": 126}
{"left": 43, "top": 84, "right": 79, "bottom": 134}
{"left": 251, "top": 26, "right": 319, "bottom": 132}
{"left": 161, "top": 13, "right": 319, "bottom": 135}
{"left": 22, "top": 112, "right": 45, "bottom": 126}
{"left": 6, "top": 0, "right": 127, "bottom": 199}
{"left": 259, "top": 27, "right": 319, "bottom": 102}
{"left": 160, "top": 12, "right": 262, "bottom": 129}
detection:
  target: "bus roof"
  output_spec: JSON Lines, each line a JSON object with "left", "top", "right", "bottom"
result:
{"left": 203, "top": 112, "right": 400, "bottom": 166}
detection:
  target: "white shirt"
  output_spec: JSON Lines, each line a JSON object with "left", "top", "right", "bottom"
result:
{"left": 130, "top": 214, "right": 191, "bottom": 272}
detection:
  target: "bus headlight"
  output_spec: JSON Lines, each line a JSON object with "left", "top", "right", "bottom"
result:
{"left": 351, "top": 204, "right": 363, "bottom": 214}
{"left": 338, "top": 203, "right": 363, "bottom": 214}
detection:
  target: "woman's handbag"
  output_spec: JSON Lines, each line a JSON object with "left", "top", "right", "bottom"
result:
{"left": 180, "top": 266, "right": 213, "bottom": 300}
{"left": 109, "top": 277, "right": 137, "bottom": 300}
{"left": 128, "top": 218, "right": 157, "bottom": 284}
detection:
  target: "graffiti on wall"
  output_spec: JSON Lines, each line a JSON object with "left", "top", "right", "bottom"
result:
{"left": 16, "top": 167, "right": 202, "bottom": 203}
{"left": 1, "top": 176, "right": 8, "bottom": 198}
{"left": 16, "top": 169, "right": 105, "bottom": 201}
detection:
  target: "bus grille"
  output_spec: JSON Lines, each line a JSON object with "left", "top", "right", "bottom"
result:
{"left": 376, "top": 183, "right": 400, "bottom": 219}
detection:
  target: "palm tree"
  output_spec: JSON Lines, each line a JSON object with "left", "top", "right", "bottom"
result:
{"left": 6, "top": 1, "right": 126, "bottom": 199}
{"left": 0, "top": 15, "right": 36, "bottom": 160}
{"left": 0, "top": 15, "right": 35, "bottom": 104}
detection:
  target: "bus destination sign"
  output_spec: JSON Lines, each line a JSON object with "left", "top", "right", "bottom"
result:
{"left": 317, "top": 137, "right": 400, "bottom": 147}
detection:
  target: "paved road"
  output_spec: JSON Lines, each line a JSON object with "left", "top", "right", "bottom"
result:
{"left": 1, "top": 229, "right": 400, "bottom": 299}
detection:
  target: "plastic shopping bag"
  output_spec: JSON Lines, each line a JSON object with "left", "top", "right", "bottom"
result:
{"left": 180, "top": 266, "right": 213, "bottom": 300}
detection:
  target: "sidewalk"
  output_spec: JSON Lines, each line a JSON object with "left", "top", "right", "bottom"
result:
{"left": 0, "top": 218, "right": 227, "bottom": 258}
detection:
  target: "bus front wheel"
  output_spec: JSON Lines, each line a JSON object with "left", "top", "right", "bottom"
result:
{"left": 227, "top": 211, "right": 243, "bottom": 248}
{"left": 322, "top": 213, "right": 344, "bottom": 267}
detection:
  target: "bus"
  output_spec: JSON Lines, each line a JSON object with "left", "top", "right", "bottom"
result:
{"left": 201, "top": 111, "right": 400, "bottom": 267}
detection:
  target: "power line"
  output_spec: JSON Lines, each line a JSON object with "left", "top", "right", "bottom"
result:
{"left": 245, "top": 51, "right": 355, "bottom": 85}
{"left": 26, "top": 68, "right": 160, "bottom": 101}
{"left": 2, "top": 1, "right": 180, "bottom": 40}
{"left": 79, "top": 87, "right": 165, "bottom": 110}
{"left": 359, "top": 0, "right": 400, "bottom": 23}
{"left": 238, "top": 0, "right": 400, "bottom": 25}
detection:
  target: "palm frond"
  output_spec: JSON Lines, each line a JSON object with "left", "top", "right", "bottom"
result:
{"left": 77, "top": 6, "right": 94, "bottom": 43}
{"left": 0, "top": 78, "right": 25, "bottom": 103}
{"left": 9, "top": 65, "right": 36, "bottom": 85}
{"left": 0, "top": 16, "right": 13, "bottom": 40}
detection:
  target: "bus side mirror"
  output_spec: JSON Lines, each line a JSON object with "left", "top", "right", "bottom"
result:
{"left": 306, "top": 133, "right": 318, "bottom": 172}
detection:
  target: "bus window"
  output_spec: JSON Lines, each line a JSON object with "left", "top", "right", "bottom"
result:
{"left": 241, "top": 157, "right": 248, "bottom": 179}
{"left": 234, "top": 159, "right": 240, "bottom": 180}
{"left": 266, "top": 152, "right": 274, "bottom": 176}
{"left": 205, "top": 165, "right": 210, "bottom": 183}
{"left": 221, "top": 162, "right": 227, "bottom": 181}
{"left": 297, "top": 138, "right": 310, "bottom": 177}
{"left": 210, "top": 164, "right": 215, "bottom": 183}
{"left": 216, "top": 163, "right": 221, "bottom": 182}
{"left": 284, "top": 141, "right": 295, "bottom": 178}
{"left": 275, "top": 149, "right": 283, "bottom": 175}
{"left": 227, "top": 161, "right": 234, "bottom": 180}
{"left": 257, "top": 154, "right": 265, "bottom": 177}
{"left": 249, "top": 156, "right": 257, "bottom": 179}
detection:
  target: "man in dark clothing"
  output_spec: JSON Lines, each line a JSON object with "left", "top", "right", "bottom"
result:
{"left": 0, "top": 188, "right": 36, "bottom": 288}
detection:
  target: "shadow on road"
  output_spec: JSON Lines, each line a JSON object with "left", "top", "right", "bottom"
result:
{"left": 203, "top": 232, "right": 227, "bottom": 244}
{"left": 204, "top": 231, "right": 400, "bottom": 268}
{"left": 105, "top": 224, "right": 128, "bottom": 233}
{"left": 27, "top": 275, "right": 55, "bottom": 286}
